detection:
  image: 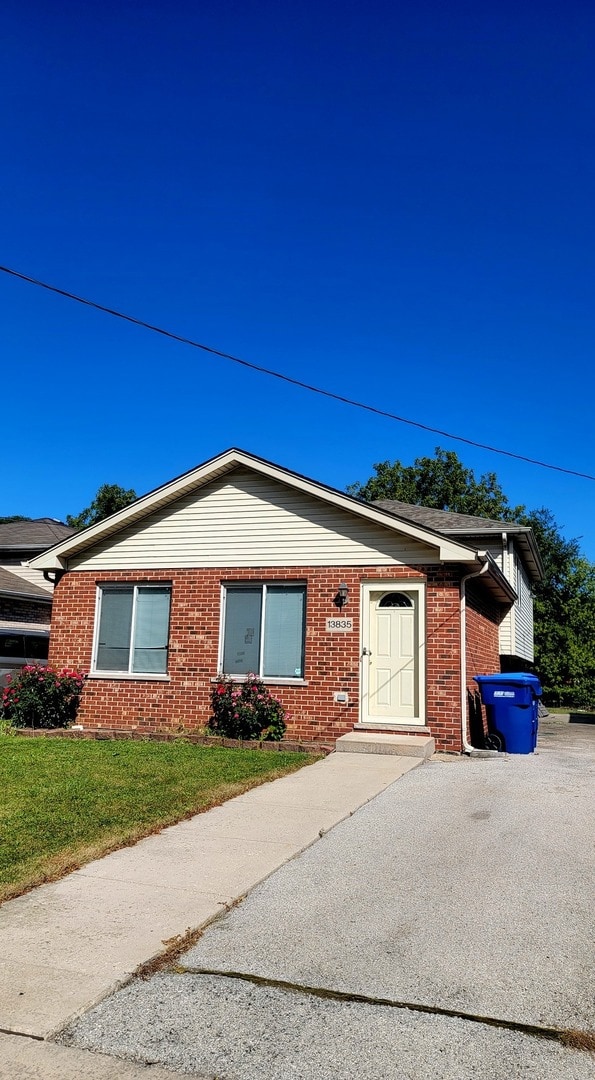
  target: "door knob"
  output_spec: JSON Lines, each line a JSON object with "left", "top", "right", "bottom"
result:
{"left": 362, "top": 647, "right": 372, "bottom": 656}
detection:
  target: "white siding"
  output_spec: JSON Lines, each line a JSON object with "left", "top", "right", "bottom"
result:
{"left": 485, "top": 542, "right": 505, "bottom": 575}
{"left": 67, "top": 469, "right": 439, "bottom": 571}
{"left": 491, "top": 544, "right": 534, "bottom": 661}
{"left": 0, "top": 565, "right": 53, "bottom": 594}
{"left": 513, "top": 557, "right": 534, "bottom": 660}
{"left": 484, "top": 541, "right": 512, "bottom": 656}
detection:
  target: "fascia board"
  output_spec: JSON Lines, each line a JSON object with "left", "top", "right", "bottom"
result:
{"left": 29, "top": 449, "right": 481, "bottom": 570}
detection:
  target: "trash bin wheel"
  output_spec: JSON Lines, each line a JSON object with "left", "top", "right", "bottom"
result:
{"left": 485, "top": 732, "right": 503, "bottom": 752}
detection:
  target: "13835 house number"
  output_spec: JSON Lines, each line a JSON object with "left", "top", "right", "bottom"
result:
{"left": 325, "top": 617, "right": 353, "bottom": 632}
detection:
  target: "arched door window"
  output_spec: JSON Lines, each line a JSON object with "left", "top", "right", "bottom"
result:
{"left": 378, "top": 592, "right": 413, "bottom": 608}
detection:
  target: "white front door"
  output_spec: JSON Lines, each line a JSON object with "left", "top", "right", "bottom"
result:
{"left": 361, "top": 585, "right": 425, "bottom": 726}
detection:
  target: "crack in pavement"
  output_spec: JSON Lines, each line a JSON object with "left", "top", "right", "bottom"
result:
{"left": 0, "top": 1027, "right": 45, "bottom": 1041}
{"left": 173, "top": 966, "right": 595, "bottom": 1052}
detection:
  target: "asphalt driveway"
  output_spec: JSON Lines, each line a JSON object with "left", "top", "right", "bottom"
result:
{"left": 59, "top": 719, "right": 595, "bottom": 1079}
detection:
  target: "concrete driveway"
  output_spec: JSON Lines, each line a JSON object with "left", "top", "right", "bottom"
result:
{"left": 54, "top": 717, "right": 594, "bottom": 1079}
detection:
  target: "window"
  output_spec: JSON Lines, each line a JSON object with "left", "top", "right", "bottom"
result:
{"left": 94, "top": 585, "right": 171, "bottom": 675}
{"left": 378, "top": 592, "right": 413, "bottom": 608}
{"left": 0, "top": 634, "right": 25, "bottom": 659}
{"left": 222, "top": 584, "right": 306, "bottom": 679}
{"left": 27, "top": 634, "right": 49, "bottom": 661}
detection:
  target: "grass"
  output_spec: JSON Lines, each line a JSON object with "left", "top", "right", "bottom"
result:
{"left": 546, "top": 708, "right": 595, "bottom": 723}
{"left": 0, "top": 735, "right": 319, "bottom": 904}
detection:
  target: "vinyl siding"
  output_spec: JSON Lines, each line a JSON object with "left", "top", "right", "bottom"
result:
{"left": 67, "top": 470, "right": 439, "bottom": 571}
{"left": 0, "top": 565, "right": 53, "bottom": 594}
{"left": 485, "top": 542, "right": 534, "bottom": 660}
{"left": 513, "top": 557, "right": 534, "bottom": 660}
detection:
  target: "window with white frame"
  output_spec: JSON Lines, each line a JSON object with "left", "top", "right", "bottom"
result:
{"left": 221, "top": 583, "right": 306, "bottom": 679}
{"left": 93, "top": 584, "right": 172, "bottom": 675}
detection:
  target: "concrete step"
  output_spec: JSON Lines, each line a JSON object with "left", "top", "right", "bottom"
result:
{"left": 335, "top": 731, "right": 435, "bottom": 759}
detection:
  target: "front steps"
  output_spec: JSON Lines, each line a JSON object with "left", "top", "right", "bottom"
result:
{"left": 335, "top": 731, "right": 435, "bottom": 759}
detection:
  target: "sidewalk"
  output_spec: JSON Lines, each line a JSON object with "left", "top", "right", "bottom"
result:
{"left": 0, "top": 751, "right": 420, "bottom": 1041}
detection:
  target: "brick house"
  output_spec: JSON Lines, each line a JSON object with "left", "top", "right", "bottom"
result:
{"left": 30, "top": 450, "right": 542, "bottom": 752}
{"left": 0, "top": 519, "right": 76, "bottom": 667}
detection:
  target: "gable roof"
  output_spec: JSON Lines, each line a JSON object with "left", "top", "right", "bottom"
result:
{"left": 29, "top": 449, "right": 516, "bottom": 601}
{"left": 373, "top": 499, "right": 543, "bottom": 582}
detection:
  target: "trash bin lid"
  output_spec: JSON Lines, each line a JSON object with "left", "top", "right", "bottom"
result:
{"left": 473, "top": 672, "right": 542, "bottom": 695}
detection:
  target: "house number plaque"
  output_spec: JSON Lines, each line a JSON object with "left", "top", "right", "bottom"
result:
{"left": 325, "top": 618, "right": 353, "bottom": 632}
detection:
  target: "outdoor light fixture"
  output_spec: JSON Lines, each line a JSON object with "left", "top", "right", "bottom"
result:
{"left": 334, "top": 582, "right": 349, "bottom": 609}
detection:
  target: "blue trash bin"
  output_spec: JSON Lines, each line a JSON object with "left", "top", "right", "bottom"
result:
{"left": 473, "top": 673, "right": 542, "bottom": 754}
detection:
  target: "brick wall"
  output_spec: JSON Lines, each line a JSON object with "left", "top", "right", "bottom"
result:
{"left": 424, "top": 566, "right": 464, "bottom": 753}
{"left": 48, "top": 564, "right": 502, "bottom": 752}
{"left": 465, "top": 581, "right": 502, "bottom": 683}
{"left": 0, "top": 596, "right": 51, "bottom": 626}
{"left": 464, "top": 580, "right": 502, "bottom": 741}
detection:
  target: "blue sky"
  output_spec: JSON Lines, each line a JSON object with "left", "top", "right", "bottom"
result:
{"left": 2, "top": 1, "right": 595, "bottom": 557}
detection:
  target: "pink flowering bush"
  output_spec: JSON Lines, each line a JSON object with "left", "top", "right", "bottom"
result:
{"left": 209, "top": 674, "right": 286, "bottom": 741}
{"left": 2, "top": 665, "right": 86, "bottom": 729}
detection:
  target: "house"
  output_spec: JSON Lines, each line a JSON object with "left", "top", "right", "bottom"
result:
{"left": 0, "top": 518, "right": 76, "bottom": 632}
{"left": 29, "top": 450, "right": 542, "bottom": 752}
{"left": 0, "top": 519, "right": 77, "bottom": 679}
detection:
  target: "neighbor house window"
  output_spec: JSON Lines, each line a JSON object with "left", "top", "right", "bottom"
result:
{"left": 94, "top": 585, "right": 171, "bottom": 674}
{"left": 221, "top": 584, "right": 306, "bottom": 678}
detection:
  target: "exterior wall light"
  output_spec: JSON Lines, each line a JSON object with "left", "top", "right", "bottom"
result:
{"left": 334, "top": 582, "right": 349, "bottom": 609}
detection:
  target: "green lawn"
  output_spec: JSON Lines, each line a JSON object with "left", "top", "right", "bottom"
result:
{"left": 0, "top": 736, "right": 318, "bottom": 903}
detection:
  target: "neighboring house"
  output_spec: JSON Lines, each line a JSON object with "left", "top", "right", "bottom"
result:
{"left": 0, "top": 519, "right": 76, "bottom": 680}
{"left": 0, "top": 519, "right": 76, "bottom": 634}
{"left": 30, "top": 450, "right": 542, "bottom": 752}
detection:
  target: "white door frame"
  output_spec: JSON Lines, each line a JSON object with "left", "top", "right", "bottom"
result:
{"left": 360, "top": 580, "right": 426, "bottom": 727}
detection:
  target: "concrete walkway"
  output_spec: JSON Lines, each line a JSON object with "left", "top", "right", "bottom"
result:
{"left": 0, "top": 751, "right": 420, "bottom": 1047}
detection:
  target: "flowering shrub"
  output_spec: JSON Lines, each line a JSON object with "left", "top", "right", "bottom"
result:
{"left": 209, "top": 674, "right": 286, "bottom": 741}
{"left": 2, "top": 665, "right": 86, "bottom": 729}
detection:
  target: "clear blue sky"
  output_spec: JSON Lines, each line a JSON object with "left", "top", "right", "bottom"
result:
{"left": 3, "top": 1, "right": 595, "bottom": 558}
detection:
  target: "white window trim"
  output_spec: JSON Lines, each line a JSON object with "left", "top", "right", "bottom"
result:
{"left": 218, "top": 581, "right": 307, "bottom": 681}
{"left": 91, "top": 583, "right": 172, "bottom": 678}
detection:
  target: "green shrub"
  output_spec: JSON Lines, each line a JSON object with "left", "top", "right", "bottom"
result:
{"left": 2, "top": 665, "right": 86, "bottom": 729}
{"left": 209, "top": 674, "right": 287, "bottom": 741}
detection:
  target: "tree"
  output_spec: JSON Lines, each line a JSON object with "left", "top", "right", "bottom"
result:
{"left": 347, "top": 447, "right": 524, "bottom": 520}
{"left": 349, "top": 448, "right": 595, "bottom": 708}
{"left": 0, "top": 515, "right": 32, "bottom": 523}
{"left": 519, "top": 508, "right": 595, "bottom": 707}
{"left": 66, "top": 483, "right": 137, "bottom": 530}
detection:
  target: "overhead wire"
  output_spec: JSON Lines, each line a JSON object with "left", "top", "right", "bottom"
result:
{"left": 1, "top": 263, "right": 593, "bottom": 482}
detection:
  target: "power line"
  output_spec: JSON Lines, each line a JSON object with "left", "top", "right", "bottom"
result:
{"left": 2, "top": 262, "right": 594, "bottom": 482}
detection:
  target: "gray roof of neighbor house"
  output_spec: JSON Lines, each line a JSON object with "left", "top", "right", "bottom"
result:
{"left": 0, "top": 566, "right": 52, "bottom": 601}
{"left": 373, "top": 500, "right": 543, "bottom": 582}
{"left": 0, "top": 519, "right": 76, "bottom": 553}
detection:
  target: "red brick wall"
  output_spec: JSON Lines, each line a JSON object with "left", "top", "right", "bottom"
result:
{"left": 465, "top": 581, "right": 502, "bottom": 685}
{"left": 464, "top": 581, "right": 502, "bottom": 741}
{"left": 48, "top": 564, "right": 502, "bottom": 752}
{"left": 424, "top": 566, "right": 464, "bottom": 753}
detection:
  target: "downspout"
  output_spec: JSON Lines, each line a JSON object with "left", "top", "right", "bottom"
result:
{"left": 460, "top": 556, "right": 490, "bottom": 754}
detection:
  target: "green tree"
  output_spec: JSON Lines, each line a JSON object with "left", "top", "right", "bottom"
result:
{"left": 349, "top": 448, "right": 595, "bottom": 708}
{"left": 347, "top": 447, "right": 523, "bottom": 519}
{"left": 66, "top": 483, "right": 137, "bottom": 530}
{"left": 519, "top": 508, "right": 595, "bottom": 706}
